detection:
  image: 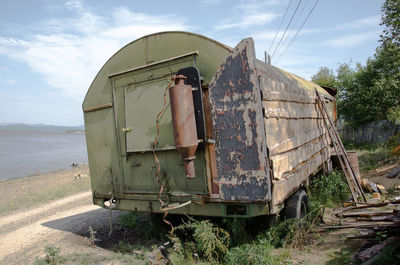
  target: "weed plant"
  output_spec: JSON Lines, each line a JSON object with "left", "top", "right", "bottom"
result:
{"left": 35, "top": 246, "right": 66, "bottom": 265}
{"left": 308, "top": 170, "right": 350, "bottom": 209}
{"left": 169, "top": 217, "right": 230, "bottom": 264}
{"left": 167, "top": 170, "right": 351, "bottom": 264}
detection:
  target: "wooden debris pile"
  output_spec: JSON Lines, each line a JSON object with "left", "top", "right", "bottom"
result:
{"left": 319, "top": 199, "right": 400, "bottom": 263}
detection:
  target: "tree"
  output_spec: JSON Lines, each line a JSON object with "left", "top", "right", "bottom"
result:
{"left": 313, "top": 0, "right": 400, "bottom": 126}
{"left": 380, "top": 0, "right": 400, "bottom": 45}
{"left": 375, "top": 0, "right": 400, "bottom": 123}
{"left": 311, "top": 67, "right": 337, "bottom": 88}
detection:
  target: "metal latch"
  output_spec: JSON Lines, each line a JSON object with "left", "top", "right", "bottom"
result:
{"left": 122, "top": 127, "right": 132, "bottom": 132}
{"left": 206, "top": 139, "right": 216, "bottom": 144}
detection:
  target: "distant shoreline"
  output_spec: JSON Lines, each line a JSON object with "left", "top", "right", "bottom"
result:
{"left": 0, "top": 162, "right": 89, "bottom": 182}
{"left": 66, "top": 130, "right": 85, "bottom": 134}
{"left": 0, "top": 123, "right": 84, "bottom": 132}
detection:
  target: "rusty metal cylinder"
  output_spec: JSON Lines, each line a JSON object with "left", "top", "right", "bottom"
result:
{"left": 169, "top": 76, "right": 198, "bottom": 179}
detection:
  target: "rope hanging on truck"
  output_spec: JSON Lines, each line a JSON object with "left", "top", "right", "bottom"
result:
{"left": 153, "top": 74, "right": 186, "bottom": 236}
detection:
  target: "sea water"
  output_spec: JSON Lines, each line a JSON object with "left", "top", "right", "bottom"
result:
{"left": 0, "top": 129, "right": 88, "bottom": 180}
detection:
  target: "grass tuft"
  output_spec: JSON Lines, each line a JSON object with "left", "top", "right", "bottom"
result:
{"left": 35, "top": 246, "right": 66, "bottom": 265}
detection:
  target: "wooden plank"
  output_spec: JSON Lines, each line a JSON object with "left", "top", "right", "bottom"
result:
{"left": 263, "top": 101, "right": 321, "bottom": 119}
{"left": 268, "top": 127, "right": 327, "bottom": 155}
{"left": 262, "top": 91, "right": 316, "bottom": 104}
{"left": 318, "top": 223, "right": 400, "bottom": 230}
{"left": 271, "top": 137, "right": 329, "bottom": 180}
{"left": 264, "top": 118, "right": 324, "bottom": 145}
{"left": 271, "top": 148, "right": 329, "bottom": 209}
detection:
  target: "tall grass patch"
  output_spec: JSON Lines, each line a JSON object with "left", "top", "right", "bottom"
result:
{"left": 308, "top": 170, "right": 351, "bottom": 209}
{"left": 169, "top": 217, "right": 230, "bottom": 264}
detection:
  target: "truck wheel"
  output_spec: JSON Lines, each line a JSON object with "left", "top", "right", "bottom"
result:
{"left": 284, "top": 189, "right": 308, "bottom": 219}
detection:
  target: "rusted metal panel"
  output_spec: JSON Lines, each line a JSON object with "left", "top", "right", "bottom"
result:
{"left": 208, "top": 38, "right": 270, "bottom": 202}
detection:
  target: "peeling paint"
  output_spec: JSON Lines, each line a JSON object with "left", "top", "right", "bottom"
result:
{"left": 208, "top": 38, "right": 270, "bottom": 201}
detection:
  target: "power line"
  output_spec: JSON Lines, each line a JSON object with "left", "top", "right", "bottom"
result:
{"left": 272, "top": 0, "right": 310, "bottom": 62}
{"left": 271, "top": 0, "right": 303, "bottom": 59}
{"left": 267, "top": 0, "right": 293, "bottom": 54}
{"left": 275, "top": 0, "right": 320, "bottom": 64}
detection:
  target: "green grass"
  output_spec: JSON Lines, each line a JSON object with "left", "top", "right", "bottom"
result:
{"left": 165, "top": 170, "right": 353, "bottom": 264}
{"left": 0, "top": 176, "right": 91, "bottom": 215}
{"left": 326, "top": 249, "right": 358, "bottom": 265}
{"left": 35, "top": 246, "right": 66, "bottom": 265}
{"left": 370, "top": 246, "right": 399, "bottom": 265}
{"left": 225, "top": 238, "right": 291, "bottom": 265}
{"left": 344, "top": 138, "right": 400, "bottom": 172}
{"left": 357, "top": 148, "right": 395, "bottom": 171}
{"left": 35, "top": 245, "right": 146, "bottom": 265}
{"left": 308, "top": 170, "right": 351, "bottom": 209}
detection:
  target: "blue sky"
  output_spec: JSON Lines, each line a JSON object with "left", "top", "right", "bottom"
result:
{"left": 0, "top": 0, "right": 384, "bottom": 126}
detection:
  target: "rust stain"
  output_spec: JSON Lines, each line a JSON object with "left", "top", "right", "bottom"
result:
{"left": 208, "top": 39, "right": 270, "bottom": 201}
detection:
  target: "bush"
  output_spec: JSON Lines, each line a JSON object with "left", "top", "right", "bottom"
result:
{"left": 308, "top": 170, "right": 350, "bottom": 209}
{"left": 170, "top": 217, "right": 230, "bottom": 264}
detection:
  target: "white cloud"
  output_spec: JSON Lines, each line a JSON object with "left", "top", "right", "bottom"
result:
{"left": 214, "top": 0, "right": 282, "bottom": 31}
{"left": 5, "top": 79, "right": 17, "bottom": 85}
{"left": 0, "top": 76, "right": 18, "bottom": 85}
{"left": 200, "top": 0, "right": 226, "bottom": 5}
{"left": 253, "top": 29, "right": 311, "bottom": 41}
{"left": 323, "top": 31, "right": 379, "bottom": 48}
{"left": 337, "top": 15, "right": 380, "bottom": 30}
{"left": 0, "top": 37, "right": 28, "bottom": 47}
{"left": 215, "top": 13, "right": 280, "bottom": 30}
{"left": 0, "top": 2, "right": 189, "bottom": 100}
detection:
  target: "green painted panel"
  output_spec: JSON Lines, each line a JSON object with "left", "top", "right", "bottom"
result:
{"left": 124, "top": 79, "right": 175, "bottom": 152}
{"left": 84, "top": 32, "right": 232, "bottom": 203}
{"left": 122, "top": 151, "right": 207, "bottom": 193}
{"left": 118, "top": 56, "right": 196, "bottom": 152}
{"left": 84, "top": 107, "right": 122, "bottom": 196}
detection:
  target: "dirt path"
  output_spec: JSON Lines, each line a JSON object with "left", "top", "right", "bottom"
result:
{"left": 0, "top": 192, "right": 134, "bottom": 265}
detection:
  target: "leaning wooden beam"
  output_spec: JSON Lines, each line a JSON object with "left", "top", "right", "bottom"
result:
{"left": 317, "top": 223, "right": 400, "bottom": 230}
{"left": 315, "top": 90, "right": 366, "bottom": 202}
{"left": 341, "top": 202, "right": 399, "bottom": 212}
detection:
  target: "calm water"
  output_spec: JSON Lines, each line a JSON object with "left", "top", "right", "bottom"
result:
{"left": 0, "top": 130, "right": 88, "bottom": 180}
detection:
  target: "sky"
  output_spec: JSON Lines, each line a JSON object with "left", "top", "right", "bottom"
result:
{"left": 0, "top": 0, "right": 384, "bottom": 126}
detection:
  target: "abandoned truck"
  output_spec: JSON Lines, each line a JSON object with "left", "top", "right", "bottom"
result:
{"left": 82, "top": 31, "right": 336, "bottom": 218}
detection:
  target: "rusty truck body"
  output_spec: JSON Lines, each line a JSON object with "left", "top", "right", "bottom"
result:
{"left": 83, "top": 32, "right": 336, "bottom": 217}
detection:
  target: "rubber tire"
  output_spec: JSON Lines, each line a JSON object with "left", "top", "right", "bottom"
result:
{"left": 284, "top": 189, "right": 308, "bottom": 219}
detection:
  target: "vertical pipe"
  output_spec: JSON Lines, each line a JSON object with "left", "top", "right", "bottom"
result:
{"left": 169, "top": 76, "right": 198, "bottom": 179}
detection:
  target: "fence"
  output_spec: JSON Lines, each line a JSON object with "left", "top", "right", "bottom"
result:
{"left": 337, "top": 120, "right": 399, "bottom": 144}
